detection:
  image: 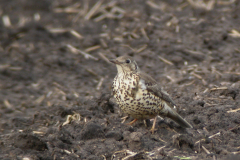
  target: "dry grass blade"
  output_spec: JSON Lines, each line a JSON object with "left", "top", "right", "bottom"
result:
{"left": 210, "top": 87, "right": 228, "bottom": 91}
{"left": 111, "top": 150, "right": 137, "bottom": 160}
{"left": 158, "top": 56, "right": 174, "bottom": 65}
{"left": 187, "top": 0, "right": 215, "bottom": 11}
{"left": 48, "top": 28, "right": 83, "bottom": 39}
{"left": 9, "top": 66, "right": 22, "bottom": 71}
{"left": 111, "top": 6, "right": 125, "bottom": 14}
{"left": 94, "top": 14, "right": 107, "bottom": 22}
{"left": 229, "top": 29, "right": 240, "bottom": 38}
{"left": 146, "top": 1, "right": 164, "bottom": 10}
{"left": 136, "top": 44, "right": 148, "bottom": 53}
{"left": 54, "top": 8, "right": 80, "bottom": 13}
{"left": 225, "top": 72, "right": 240, "bottom": 75}
{"left": 185, "top": 49, "right": 204, "bottom": 55}
{"left": 180, "top": 80, "right": 196, "bottom": 87}
{"left": 67, "top": 44, "right": 98, "bottom": 60}
{"left": 33, "top": 131, "right": 45, "bottom": 135}
{"left": 2, "top": 15, "right": 11, "bottom": 27}
{"left": 202, "top": 145, "right": 211, "bottom": 154}
{"left": 191, "top": 72, "right": 202, "bottom": 79}
{"left": 166, "top": 75, "right": 175, "bottom": 82}
{"left": 121, "top": 44, "right": 135, "bottom": 52}
{"left": 72, "top": 91, "right": 79, "bottom": 98}
{"left": 100, "top": 39, "right": 108, "bottom": 48}
{"left": 63, "top": 113, "right": 81, "bottom": 126}
{"left": 34, "top": 13, "right": 41, "bottom": 21}
{"left": 96, "top": 77, "right": 104, "bottom": 90}
{"left": 158, "top": 137, "right": 167, "bottom": 143}
{"left": 120, "top": 44, "right": 147, "bottom": 53}
{"left": 54, "top": 2, "right": 81, "bottom": 13}
{"left": 53, "top": 87, "right": 67, "bottom": 100}
{"left": 52, "top": 82, "right": 64, "bottom": 89}
{"left": 72, "top": 1, "right": 89, "bottom": 22}
{"left": 94, "top": 3, "right": 125, "bottom": 22}
{"left": 85, "top": 68, "right": 98, "bottom": 77}
{"left": 34, "top": 95, "right": 45, "bottom": 104}
{"left": 48, "top": 28, "right": 69, "bottom": 33}
{"left": 85, "top": 45, "right": 101, "bottom": 52}
{"left": 70, "top": 30, "right": 83, "bottom": 39}
{"left": 228, "top": 124, "right": 240, "bottom": 131}
{"left": 85, "top": 1, "right": 103, "bottom": 20}
{"left": 4, "top": 99, "right": 12, "bottom": 108}
{"left": 195, "top": 132, "right": 220, "bottom": 144}
{"left": 232, "top": 151, "right": 240, "bottom": 155}
{"left": 100, "top": 1, "right": 117, "bottom": 10}
{"left": 121, "top": 116, "right": 128, "bottom": 123}
{"left": 203, "top": 88, "right": 209, "bottom": 93}
{"left": 130, "top": 32, "right": 140, "bottom": 39}
{"left": 168, "top": 149, "right": 176, "bottom": 154}
{"left": 157, "top": 146, "right": 166, "bottom": 151}
{"left": 140, "top": 28, "right": 149, "bottom": 41}
{"left": 113, "top": 36, "right": 123, "bottom": 42}
{"left": 0, "top": 64, "right": 10, "bottom": 69}
{"left": 217, "top": 0, "right": 236, "bottom": 5}
{"left": 64, "top": 150, "right": 72, "bottom": 155}
{"left": 227, "top": 108, "right": 240, "bottom": 113}
{"left": 98, "top": 52, "right": 111, "bottom": 64}
{"left": 173, "top": 156, "right": 192, "bottom": 159}
{"left": 209, "top": 132, "right": 220, "bottom": 138}
{"left": 175, "top": 25, "right": 180, "bottom": 33}
{"left": 166, "top": 17, "right": 179, "bottom": 27}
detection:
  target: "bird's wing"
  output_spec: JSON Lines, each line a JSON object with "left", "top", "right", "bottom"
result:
{"left": 139, "top": 72, "right": 177, "bottom": 108}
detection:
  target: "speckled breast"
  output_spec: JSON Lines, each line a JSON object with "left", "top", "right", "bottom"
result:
{"left": 112, "top": 73, "right": 164, "bottom": 119}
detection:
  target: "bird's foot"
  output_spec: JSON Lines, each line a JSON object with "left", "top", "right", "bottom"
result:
{"left": 126, "top": 119, "right": 138, "bottom": 125}
{"left": 143, "top": 119, "right": 148, "bottom": 127}
{"left": 150, "top": 117, "right": 158, "bottom": 134}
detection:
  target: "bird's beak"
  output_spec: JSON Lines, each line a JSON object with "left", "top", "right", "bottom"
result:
{"left": 109, "top": 59, "right": 121, "bottom": 64}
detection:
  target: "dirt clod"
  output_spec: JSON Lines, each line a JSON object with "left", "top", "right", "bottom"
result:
{"left": 105, "top": 131, "right": 123, "bottom": 141}
{"left": 80, "top": 123, "right": 105, "bottom": 140}
{"left": 13, "top": 134, "right": 47, "bottom": 151}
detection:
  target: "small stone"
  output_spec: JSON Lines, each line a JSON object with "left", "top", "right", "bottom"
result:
{"left": 130, "top": 132, "right": 143, "bottom": 142}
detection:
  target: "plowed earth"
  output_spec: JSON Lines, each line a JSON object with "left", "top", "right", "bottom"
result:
{"left": 0, "top": 0, "right": 240, "bottom": 160}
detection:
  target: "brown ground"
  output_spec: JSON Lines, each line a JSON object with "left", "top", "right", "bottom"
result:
{"left": 0, "top": 0, "right": 240, "bottom": 160}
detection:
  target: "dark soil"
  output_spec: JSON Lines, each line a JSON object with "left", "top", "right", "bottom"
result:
{"left": 1, "top": 0, "right": 240, "bottom": 159}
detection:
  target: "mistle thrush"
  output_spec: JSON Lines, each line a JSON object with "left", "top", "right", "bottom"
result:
{"left": 110, "top": 56, "right": 192, "bottom": 133}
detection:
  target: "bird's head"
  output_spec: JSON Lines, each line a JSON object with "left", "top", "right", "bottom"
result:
{"left": 110, "top": 56, "right": 139, "bottom": 73}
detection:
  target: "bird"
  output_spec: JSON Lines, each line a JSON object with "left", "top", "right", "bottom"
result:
{"left": 110, "top": 56, "right": 192, "bottom": 133}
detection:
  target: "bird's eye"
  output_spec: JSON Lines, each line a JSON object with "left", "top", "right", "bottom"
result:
{"left": 126, "top": 59, "right": 131, "bottom": 63}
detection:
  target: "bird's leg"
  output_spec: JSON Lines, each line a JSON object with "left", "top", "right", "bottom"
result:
{"left": 121, "top": 116, "right": 129, "bottom": 123}
{"left": 150, "top": 117, "right": 157, "bottom": 134}
{"left": 143, "top": 119, "right": 147, "bottom": 127}
{"left": 127, "top": 119, "right": 138, "bottom": 125}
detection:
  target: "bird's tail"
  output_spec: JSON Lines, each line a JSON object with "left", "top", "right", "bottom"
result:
{"left": 165, "top": 106, "right": 193, "bottom": 128}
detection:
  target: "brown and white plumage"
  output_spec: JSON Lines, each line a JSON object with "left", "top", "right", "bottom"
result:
{"left": 110, "top": 56, "right": 192, "bottom": 133}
